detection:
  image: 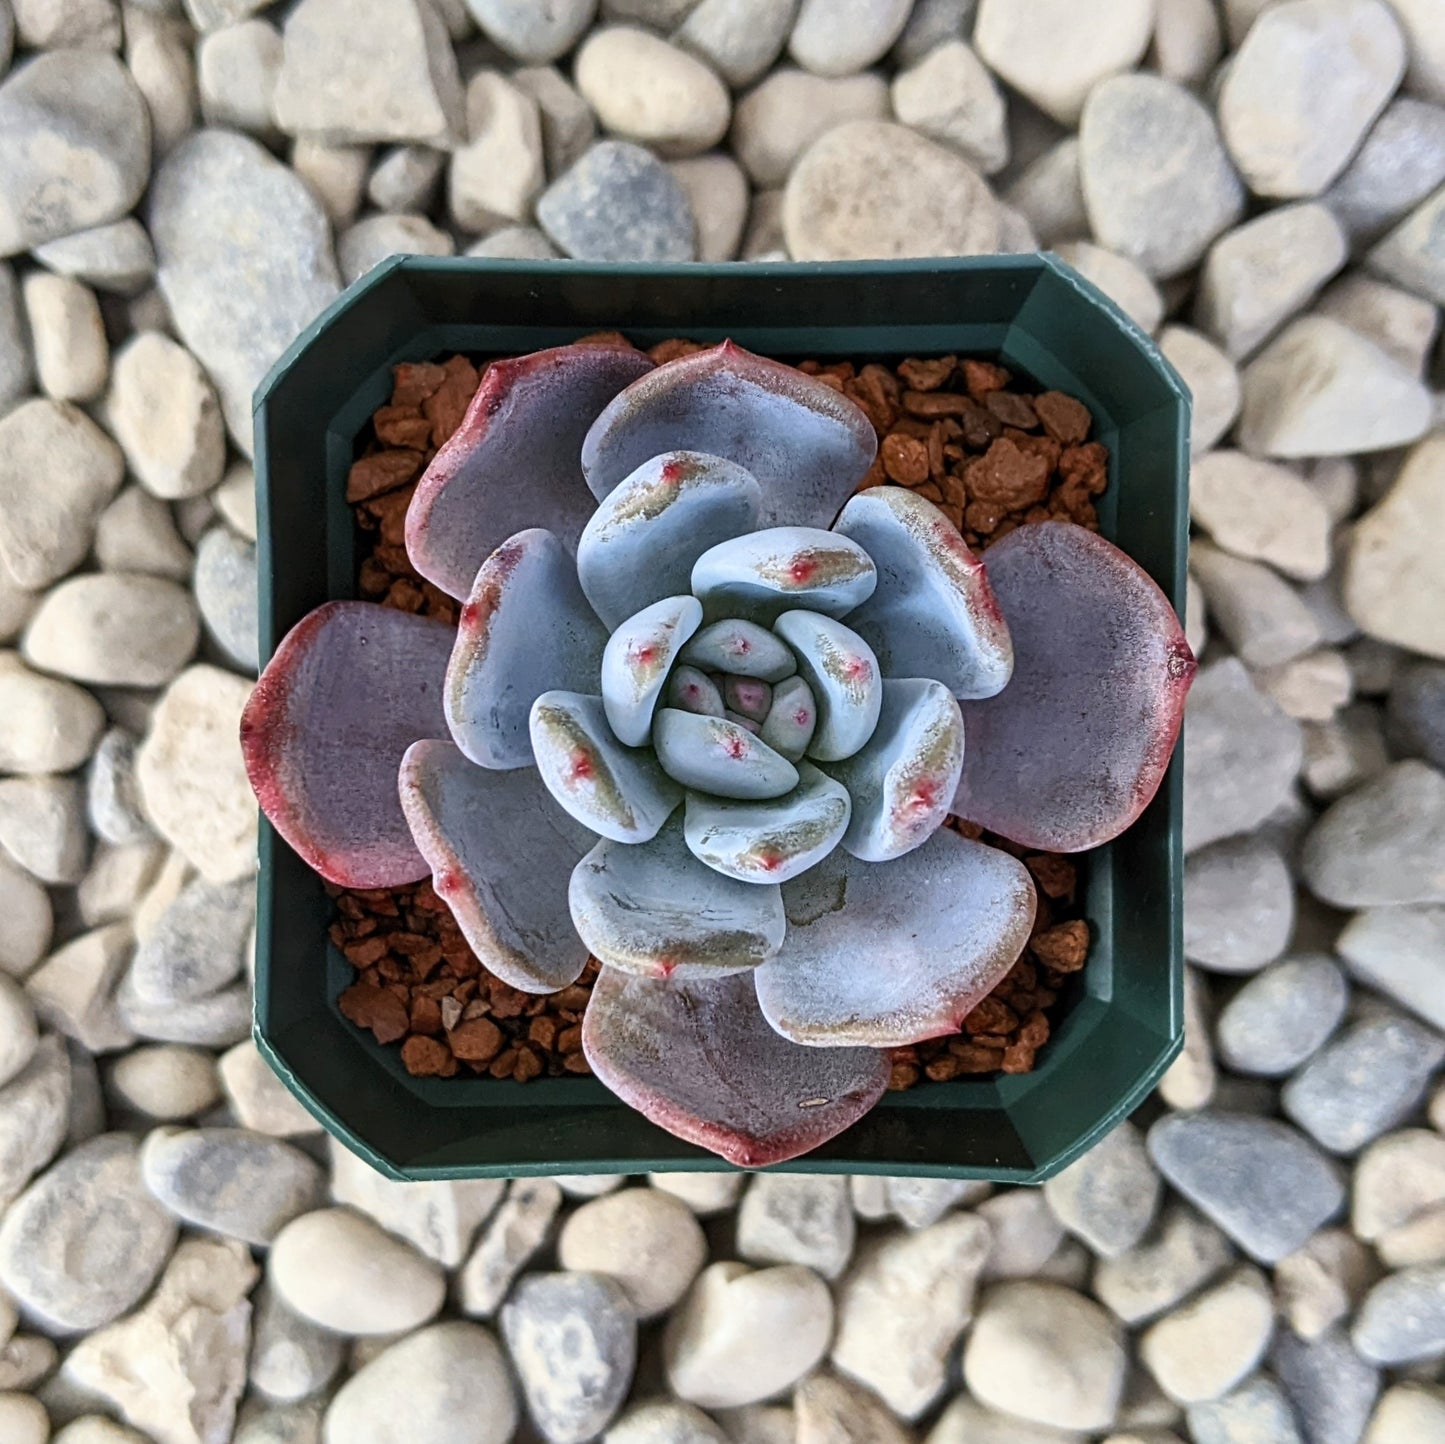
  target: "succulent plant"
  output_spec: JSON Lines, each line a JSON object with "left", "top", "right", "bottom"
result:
{"left": 242, "top": 340, "right": 1196, "bottom": 1166}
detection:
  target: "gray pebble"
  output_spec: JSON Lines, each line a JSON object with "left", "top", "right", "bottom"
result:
{"left": 85, "top": 728, "right": 153, "bottom": 847}
{"left": 1184, "top": 836, "right": 1295, "bottom": 972}
{"left": 1323, "top": 97, "right": 1445, "bottom": 244}
{"left": 140, "top": 1125, "right": 325, "bottom": 1246}
{"left": 0, "top": 1034, "right": 70, "bottom": 1209}
{"left": 1369, "top": 182, "right": 1445, "bottom": 305}
{"left": 1216, "top": 954, "right": 1349, "bottom": 1076}
{"left": 194, "top": 527, "right": 260, "bottom": 673}
{"left": 336, "top": 212, "right": 453, "bottom": 284}
{"left": 94, "top": 487, "right": 193, "bottom": 581}
{"left": 32, "top": 218, "right": 156, "bottom": 297}
{"left": 0, "top": 261, "right": 31, "bottom": 410}
{"left": 1190, "top": 543, "right": 1322, "bottom": 670}
{"left": 1353, "top": 1264, "right": 1445, "bottom": 1364}
{"left": 891, "top": 0, "right": 975, "bottom": 68}
{"left": 0, "top": 1133, "right": 177, "bottom": 1331}
{"left": 0, "top": 653, "right": 105, "bottom": 778}
{"left": 736, "top": 1174, "right": 854, "bottom": 1280}
{"left": 249, "top": 1280, "right": 345, "bottom": 1404}
{"left": 0, "top": 51, "right": 149, "bottom": 255}
{"left": 538, "top": 141, "right": 696, "bottom": 262}
{"left": 116, "top": 972, "right": 251, "bottom": 1048}
{"left": 675, "top": 0, "right": 799, "bottom": 89}
{"left": 1148, "top": 1111, "right": 1344, "bottom": 1263}
{"left": 1043, "top": 1119, "right": 1160, "bottom": 1259}
{"left": 1387, "top": 661, "right": 1445, "bottom": 770}
{"left": 1271, "top": 1328, "right": 1379, "bottom": 1444}
{"left": 366, "top": 144, "right": 445, "bottom": 213}
{"left": 1300, "top": 760, "right": 1445, "bottom": 907}
{"left": 465, "top": 226, "right": 559, "bottom": 260}
{"left": 458, "top": 1177, "right": 563, "bottom": 1318}
{"left": 1079, "top": 72, "right": 1244, "bottom": 278}
{"left": 788, "top": 0, "right": 912, "bottom": 78}
{"left": 1092, "top": 1200, "right": 1235, "bottom": 1325}
{"left": 1282, "top": 1011, "right": 1445, "bottom": 1154}
{"left": 0, "top": 775, "right": 89, "bottom": 884}
{"left": 512, "top": 65, "right": 595, "bottom": 181}
{"left": 1183, "top": 658, "right": 1304, "bottom": 854}
{"left": 237, "top": 1402, "right": 323, "bottom": 1444}
{"left": 468, "top": 0, "right": 595, "bottom": 64}
{"left": 501, "top": 1272, "right": 637, "bottom": 1444}
{"left": 1336, "top": 905, "right": 1445, "bottom": 1031}
{"left": 1186, "top": 1376, "right": 1304, "bottom": 1444}
{"left": 128, "top": 873, "right": 254, "bottom": 1005}
{"left": 975, "top": 1189, "right": 1064, "bottom": 1280}
{"left": 149, "top": 130, "right": 340, "bottom": 454}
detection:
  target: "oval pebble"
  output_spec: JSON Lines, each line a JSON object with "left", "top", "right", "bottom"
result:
{"left": 108, "top": 1045, "right": 221, "bottom": 1121}
{"left": 269, "top": 1207, "right": 446, "bottom": 1336}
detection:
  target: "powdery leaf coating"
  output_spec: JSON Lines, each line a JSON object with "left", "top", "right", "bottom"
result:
{"left": 581, "top": 968, "right": 890, "bottom": 1166}
{"left": 724, "top": 676, "right": 772, "bottom": 722}
{"left": 755, "top": 827, "right": 1036, "bottom": 1047}
{"left": 531, "top": 690, "right": 682, "bottom": 843}
{"left": 240, "top": 601, "right": 453, "bottom": 888}
{"left": 568, "top": 818, "right": 786, "bottom": 979}
{"left": 684, "top": 762, "right": 851, "bottom": 884}
{"left": 653, "top": 709, "right": 800, "bottom": 801}
{"left": 680, "top": 618, "right": 798, "bottom": 682}
{"left": 759, "top": 675, "right": 818, "bottom": 761}
{"left": 667, "top": 665, "right": 726, "bottom": 717}
{"left": 399, "top": 740, "right": 593, "bottom": 993}
{"left": 690, "top": 526, "right": 878, "bottom": 624}
{"left": 602, "top": 595, "right": 703, "bottom": 747}
{"left": 952, "top": 521, "right": 1195, "bottom": 852}
{"left": 827, "top": 677, "right": 965, "bottom": 862}
{"left": 773, "top": 610, "right": 883, "bottom": 762}
{"left": 833, "top": 487, "right": 1013, "bottom": 700}
{"left": 446, "top": 528, "right": 609, "bottom": 769}
{"left": 406, "top": 340, "right": 653, "bottom": 598}
{"left": 581, "top": 341, "right": 878, "bottom": 529}
{"left": 577, "top": 450, "right": 762, "bottom": 628}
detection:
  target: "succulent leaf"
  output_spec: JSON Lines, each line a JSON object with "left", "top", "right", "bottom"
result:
{"left": 652, "top": 709, "right": 799, "bottom": 800}
{"left": 446, "top": 529, "right": 609, "bottom": 770}
{"left": 399, "top": 740, "right": 593, "bottom": 993}
{"left": 772, "top": 610, "right": 883, "bottom": 762}
{"left": 758, "top": 675, "right": 818, "bottom": 762}
{"left": 754, "top": 828, "right": 1036, "bottom": 1048}
{"left": 666, "top": 665, "right": 725, "bottom": 717}
{"left": 581, "top": 968, "right": 890, "bottom": 1166}
{"left": 568, "top": 818, "right": 786, "bottom": 980}
{"left": 530, "top": 691, "right": 682, "bottom": 844}
{"left": 679, "top": 618, "right": 797, "bottom": 682}
{"left": 827, "top": 678, "right": 965, "bottom": 863}
{"left": 239, "top": 601, "right": 453, "bottom": 888}
{"left": 580, "top": 341, "right": 878, "bottom": 530}
{"left": 684, "top": 762, "right": 851, "bottom": 884}
{"left": 952, "top": 521, "right": 1196, "bottom": 852}
{"left": 833, "top": 487, "right": 1013, "bottom": 700}
{"left": 406, "top": 341, "right": 653, "bottom": 599}
{"left": 601, "top": 595, "right": 703, "bottom": 747}
{"left": 576, "top": 451, "right": 763, "bottom": 629}
{"left": 690, "top": 526, "right": 877, "bottom": 625}
{"left": 723, "top": 676, "right": 772, "bottom": 722}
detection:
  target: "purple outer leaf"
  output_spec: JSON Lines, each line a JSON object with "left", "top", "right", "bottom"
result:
{"left": 759, "top": 675, "right": 818, "bottom": 762}
{"left": 405, "top": 341, "right": 653, "bottom": 599}
{"left": 951, "top": 521, "right": 1197, "bottom": 853}
{"left": 568, "top": 818, "right": 785, "bottom": 980}
{"left": 652, "top": 709, "right": 799, "bottom": 800}
{"left": 772, "top": 610, "right": 882, "bottom": 762}
{"left": 684, "top": 762, "right": 851, "bottom": 884}
{"left": 667, "top": 665, "right": 725, "bottom": 717}
{"left": 601, "top": 595, "right": 703, "bottom": 747}
{"left": 530, "top": 690, "right": 682, "bottom": 843}
{"left": 832, "top": 487, "right": 1013, "bottom": 700}
{"left": 576, "top": 451, "right": 762, "bottom": 629}
{"left": 399, "top": 741, "right": 593, "bottom": 993}
{"left": 826, "top": 678, "right": 965, "bottom": 862}
{"left": 446, "top": 529, "right": 609, "bottom": 769}
{"left": 690, "top": 526, "right": 877, "bottom": 624}
{"left": 581, "top": 968, "right": 890, "bottom": 1167}
{"left": 754, "top": 828, "right": 1036, "bottom": 1048}
{"left": 679, "top": 618, "right": 797, "bottom": 682}
{"left": 239, "top": 601, "right": 452, "bottom": 888}
{"left": 580, "top": 341, "right": 879, "bottom": 529}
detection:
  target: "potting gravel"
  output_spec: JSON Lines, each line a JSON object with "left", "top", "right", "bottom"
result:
{"left": 1, "top": 0, "right": 1444, "bottom": 1439}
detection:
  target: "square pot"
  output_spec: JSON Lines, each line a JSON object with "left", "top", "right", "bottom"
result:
{"left": 252, "top": 254, "right": 1191, "bottom": 1182}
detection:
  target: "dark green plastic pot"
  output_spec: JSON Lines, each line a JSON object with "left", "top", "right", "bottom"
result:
{"left": 252, "top": 254, "right": 1191, "bottom": 1183}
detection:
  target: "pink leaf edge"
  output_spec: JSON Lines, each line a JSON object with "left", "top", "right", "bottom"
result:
{"left": 953, "top": 521, "right": 1197, "bottom": 853}
{"left": 240, "top": 601, "right": 454, "bottom": 888}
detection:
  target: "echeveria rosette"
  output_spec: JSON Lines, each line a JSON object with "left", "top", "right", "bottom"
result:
{"left": 240, "top": 340, "right": 1197, "bottom": 1168}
